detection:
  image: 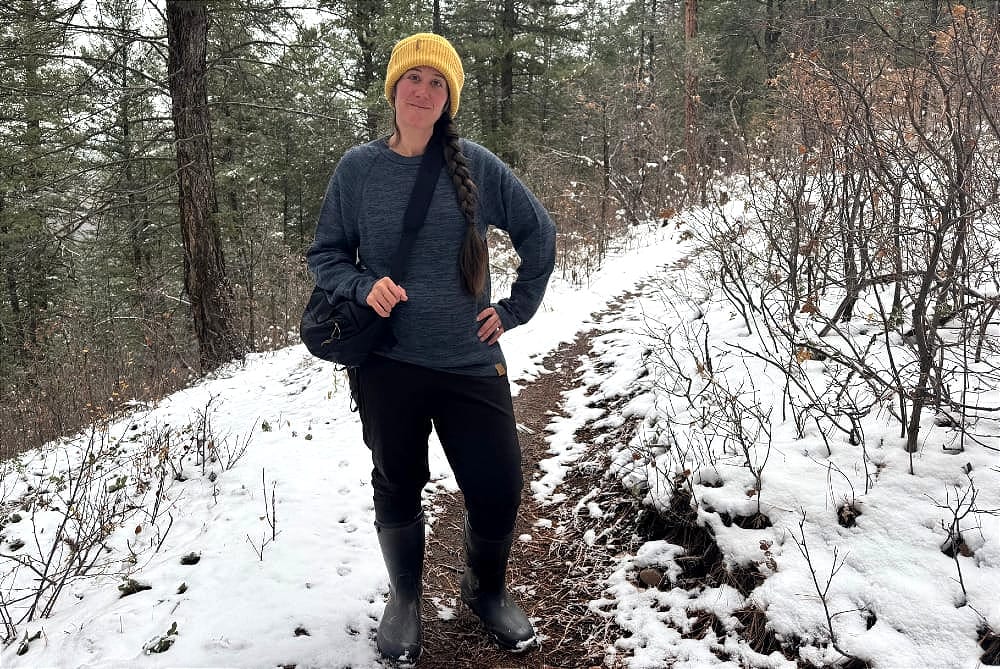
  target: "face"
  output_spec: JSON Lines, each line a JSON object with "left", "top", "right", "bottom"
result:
{"left": 393, "top": 66, "right": 449, "bottom": 134}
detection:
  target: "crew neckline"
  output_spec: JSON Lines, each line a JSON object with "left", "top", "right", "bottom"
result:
{"left": 376, "top": 137, "right": 426, "bottom": 165}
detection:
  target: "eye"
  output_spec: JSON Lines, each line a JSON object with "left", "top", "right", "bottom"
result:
{"left": 431, "top": 79, "right": 444, "bottom": 88}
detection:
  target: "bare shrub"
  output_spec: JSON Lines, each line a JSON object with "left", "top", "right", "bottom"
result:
{"left": 790, "top": 510, "right": 859, "bottom": 663}
{"left": 0, "top": 429, "right": 139, "bottom": 643}
{"left": 638, "top": 296, "right": 776, "bottom": 519}
{"left": 0, "top": 399, "right": 248, "bottom": 644}
{"left": 691, "top": 6, "right": 1000, "bottom": 472}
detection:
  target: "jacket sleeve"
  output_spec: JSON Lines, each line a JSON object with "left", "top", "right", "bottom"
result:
{"left": 306, "top": 151, "right": 377, "bottom": 306}
{"left": 483, "top": 153, "right": 557, "bottom": 332}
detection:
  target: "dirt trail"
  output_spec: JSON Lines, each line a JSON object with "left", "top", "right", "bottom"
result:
{"left": 412, "top": 325, "right": 624, "bottom": 669}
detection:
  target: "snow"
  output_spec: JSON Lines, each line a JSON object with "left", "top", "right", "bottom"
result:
{"left": 2, "top": 188, "right": 999, "bottom": 668}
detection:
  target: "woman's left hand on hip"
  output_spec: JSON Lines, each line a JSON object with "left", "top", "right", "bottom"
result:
{"left": 476, "top": 307, "right": 504, "bottom": 345}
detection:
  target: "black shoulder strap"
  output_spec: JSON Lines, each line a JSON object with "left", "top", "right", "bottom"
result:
{"left": 389, "top": 135, "right": 445, "bottom": 282}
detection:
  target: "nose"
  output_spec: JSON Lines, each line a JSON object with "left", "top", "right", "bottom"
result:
{"left": 413, "top": 81, "right": 431, "bottom": 98}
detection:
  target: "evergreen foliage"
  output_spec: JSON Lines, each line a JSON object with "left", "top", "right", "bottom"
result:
{"left": 2, "top": 0, "right": 999, "bottom": 455}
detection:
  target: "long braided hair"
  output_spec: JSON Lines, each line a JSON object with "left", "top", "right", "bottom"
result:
{"left": 435, "top": 113, "right": 487, "bottom": 297}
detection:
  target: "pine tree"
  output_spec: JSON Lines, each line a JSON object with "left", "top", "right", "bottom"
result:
{"left": 0, "top": 0, "right": 88, "bottom": 369}
{"left": 166, "top": 0, "right": 242, "bottom": 371}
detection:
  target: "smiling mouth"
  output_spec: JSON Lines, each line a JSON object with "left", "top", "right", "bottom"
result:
{"left": 407, "top": 102, "right": 433, "bottom": 110}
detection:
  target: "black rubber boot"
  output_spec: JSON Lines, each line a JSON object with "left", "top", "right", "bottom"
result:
{"left": 460, "top": 517, "right": 536, "bottom": 652}
{"left": 375, "top": 514, "right": 424, "bottom": 664}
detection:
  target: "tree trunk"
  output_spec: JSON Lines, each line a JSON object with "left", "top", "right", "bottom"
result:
{"left": 497, "top": 0, "right": 516, "bottom": 162}
{"left": 763, "top": 0, "right": 782, "bottom": 81}
{"left": 0, "top": 195, "right": 22, "bottom": 350}
{"left": 647, "top": 0, "right": 657, "bottom": 87}
{"left": 905, "top": 212, "right": 947, "bottom": 453}
{"left": 354, "top": 1, "right": 380, "bottom": 141}
{"left": 684, "top": 0, "right": 699, "bottom": 178}
{"left": 281, "top": 135, "right": 290, "bottom": 241}
{"left": 840, "top": 168, "right": 860, "bottom": 323}
{"left": 23, "top": 50, "right": 46, "bottom": 350}
{"left": 601, "top": 99, "right": 611, "bottom": 254}
{"left": 166, "top": 0, "right": 240, "bottom": 371}
{"left": 118, "top": 40, "right": 148, "bottom": 304}
{"left": 478, "top": 70, "right": 497, "bottom": 135}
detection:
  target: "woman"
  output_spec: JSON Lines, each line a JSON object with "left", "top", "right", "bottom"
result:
{"left": 307, "top": 33, "right": 556, "bottom": 663}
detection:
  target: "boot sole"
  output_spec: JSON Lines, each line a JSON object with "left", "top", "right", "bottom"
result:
{"left": 376, "top": 644, "right": 422, "bottom": 666}
{"left": 376, "top": 628, "right": 422, "bottom": 665}
{"left": 500, "top": 633, "right": 538, "bottom": 653}
{"left": 461, "top": 595, "right": 537, "bottom": 653}
{"left": 483, "top": 628, "right": 538, "bottom": 653}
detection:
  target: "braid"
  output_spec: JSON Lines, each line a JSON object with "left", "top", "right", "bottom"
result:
{"left": 440, "top": 117, "right": 478, "bottom": 225}
{"left": 437, "top": 114, "right": 487, "bottom": 296}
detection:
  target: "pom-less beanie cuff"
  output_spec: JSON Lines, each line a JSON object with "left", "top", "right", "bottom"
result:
{"left": 385, "top": 33, "right": 464, "bottom": 118}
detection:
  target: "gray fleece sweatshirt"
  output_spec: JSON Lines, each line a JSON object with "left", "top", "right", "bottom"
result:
{"left": 307, "top": 137, "right": 556, "bottom": 376}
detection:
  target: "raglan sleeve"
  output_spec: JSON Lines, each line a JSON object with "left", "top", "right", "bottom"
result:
{"left": 486, "top": 153, "right": 557, "bottom": 331}
{"left": 305, "top": 150, "right": 378, "bottom": 306}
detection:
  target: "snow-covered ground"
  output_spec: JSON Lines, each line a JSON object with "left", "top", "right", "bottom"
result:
{"left": 0, "top": 223, "right": 673, "bottom": 667}
{"left": 2, "top": 194, "right": 999, "bottom": 668}
{"left": 557, "top": 262, "right": 1000, "bottom": 668}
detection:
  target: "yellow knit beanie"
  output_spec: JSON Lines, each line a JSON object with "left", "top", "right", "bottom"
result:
{"left": 385, "top": 33, "right": 464, "bottom": 119}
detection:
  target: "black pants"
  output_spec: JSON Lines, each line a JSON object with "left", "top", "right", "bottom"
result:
{"left": 353, "top": 355, "right": 523, "bottom": 540}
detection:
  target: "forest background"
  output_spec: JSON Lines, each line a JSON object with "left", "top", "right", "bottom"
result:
{"left": 2, "top": 0, "right": 999, "bottom": 459}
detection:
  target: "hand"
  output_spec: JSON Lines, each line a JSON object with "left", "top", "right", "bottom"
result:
{"left": 476, "top": 307, "right": 504, "bottom": 345}
{"left": 366, "top": 277, "right": 408, "bottom": 317}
